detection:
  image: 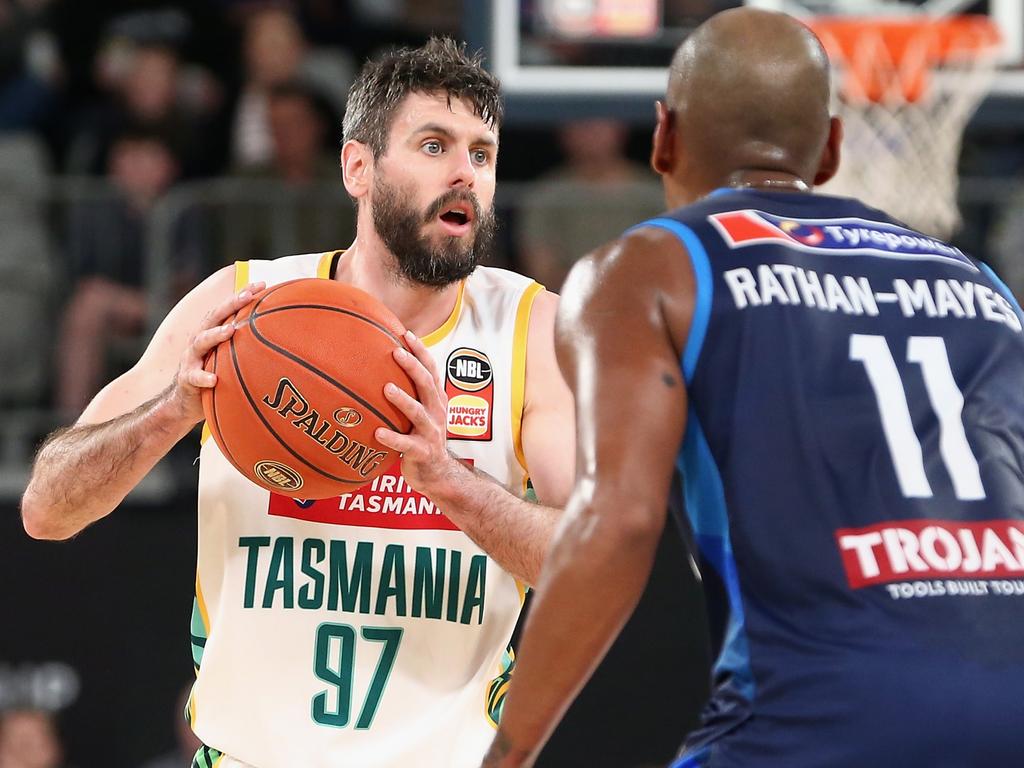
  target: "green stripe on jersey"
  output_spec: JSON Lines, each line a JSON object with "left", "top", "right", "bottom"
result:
{"left": 486, "top": 645, "right": 517, "bottom": 727}
{"left": 190, "top": 596, "right": 207, "bottom": 669}
{"left": 191, "top": 744, "right": 223, "bottom": 768}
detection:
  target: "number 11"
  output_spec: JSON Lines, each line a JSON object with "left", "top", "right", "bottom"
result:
{"left": 849, "top": 334, "right": 985, "bottom": 501}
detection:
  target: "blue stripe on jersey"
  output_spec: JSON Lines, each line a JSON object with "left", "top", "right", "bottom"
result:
{"left": 979, "top": 262, "right": 1024, "bottom": 319}
{"left": 679, "top": 410, "right": 755, "bottom": 703}
{"left": 628, "top": 218, "right": 713, "bottom": 383}
{"left": 671, "top": 746, "right": 712, "bottom": 768}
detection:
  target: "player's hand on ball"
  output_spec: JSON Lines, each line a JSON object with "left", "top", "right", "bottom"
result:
{"left": 376, "top": 330, "right": 456, "bottom": 494}
{"left": 169, "top": 281, "right": 265, "bottom": 424}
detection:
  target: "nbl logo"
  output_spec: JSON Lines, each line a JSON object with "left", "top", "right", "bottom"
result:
{"left": 254, "top": 460, "right": 304, "bottom": 491}
{"left": 447, "top": 349, "right": 492, "bottom": 392}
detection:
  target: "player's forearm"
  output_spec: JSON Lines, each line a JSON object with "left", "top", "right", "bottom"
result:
{"left": 21, "top": 386, "right": 195, "bottom": 540}
{"left": 427, "top": 457, "right": 558, "bottom": 586}
{"left": 483, "top": 495, "right": 663, "bottom": 767}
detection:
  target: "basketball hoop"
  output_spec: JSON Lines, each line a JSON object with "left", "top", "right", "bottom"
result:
{"left": 807, "top": 16, "right": 1001, "bottom": 239}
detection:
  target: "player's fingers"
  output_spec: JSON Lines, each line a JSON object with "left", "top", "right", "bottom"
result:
{"left": 374, "top": 428, "right": 418, "bottom": 455}
{"left": 384, "top": 383, "right": 435, "bottom": 433}
{"left": 203, "top": 282, "right": 266, "bottom": 329}
{"left": 404, "top": 331, "right": 444, "bottom": 389}
{"left": 185, "top": 367, "right": 217, "bottom": 389}
{"left": 191, "top": 323, "right": 235, "bottom": 358}
{"left": 392, "top": 347, "right": 443, "bottom": 415}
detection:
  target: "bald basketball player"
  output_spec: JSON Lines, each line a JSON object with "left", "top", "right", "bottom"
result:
{"left": 485, "top": 8, "right": 1024, "bottom": 767}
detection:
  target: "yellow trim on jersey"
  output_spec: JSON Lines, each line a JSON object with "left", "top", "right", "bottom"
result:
{"left": 515, "top": 579, "right": 527, "bottom": 606}
{"left": 510, "top": 282, "right": 544, "bottom": 473}
{"left": 200, "top": 422, "right": 211, "bottom": 446}
{"left": 421, "top": 281, "right": 466, "bottom": 347}
{"left": 234, "top": 260, "right": 249, "bottom": 292}
{"left": 316, "top": 251, "right": 337, "bottom": 279}
{"left": 192, "top": 574, "right": 212, "bottom": 728}
{"left": 196, "top": 573, "right": 211, "bottom": 634}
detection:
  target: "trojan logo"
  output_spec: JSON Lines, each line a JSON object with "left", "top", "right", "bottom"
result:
{"left": 262, "top": 377, "right": 388, "bottom": 478}
{"left": 445, "top": 349, "right": 493, "bottom": 441}
{"left": 254, "top": 460, "right": 304, "bottom": 491}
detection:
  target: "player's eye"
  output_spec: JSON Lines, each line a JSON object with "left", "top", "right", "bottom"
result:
{"left": 422, "top": 140, "right": 443, "bottom": 155}
{"left": 471, "top": 149, "right": 490, "bottom": 165}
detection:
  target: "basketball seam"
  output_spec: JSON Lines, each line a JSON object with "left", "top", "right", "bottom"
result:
{"left": 247, "top": 300, "right": 405, "bottom": 434}
{"left": 208, "top": 316, "right": 246, "bottom": 474}
{"left": 229, "top": 336, "right": 369, "bottom": 486}
{"left": 252, "top": 302, "right": 404, "bottom": 346}
{"left": 208, "top": 345, "right": 231, "bottom": 463}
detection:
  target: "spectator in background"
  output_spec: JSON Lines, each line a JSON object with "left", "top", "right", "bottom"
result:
{"left": 55, "top": 127, "right": 201, "bottom": 413}
{"left": 0, "top": 0, "right": 61, "bottom": 135}
{"left": 0, "top": 708, "right": 64, "bottom": 768}
{"left": 223, "top": 80, "right": 354, "bottom": 262}
{"left": 67, "top": 37, "right": 213, "bottom": 177}
{"left": 516, "top": 118, "right": 662, "bottom": 290}
{"left": 138, "top": 684, "right": 202, "bottom": 768}
{"left": 231, "top": 5, "right": 306, "bottom": 168}
{"left": 229, "top": 4, "right": 352, "bottom": 169}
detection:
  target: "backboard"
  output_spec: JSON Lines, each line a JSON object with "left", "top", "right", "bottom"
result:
{"left": 466, "top": 0, "right": 1023, "bottom": 123}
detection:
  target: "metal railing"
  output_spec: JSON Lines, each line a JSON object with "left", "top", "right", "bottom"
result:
{"left": 0, "top": 174, "right": 1018, "bottom": 502}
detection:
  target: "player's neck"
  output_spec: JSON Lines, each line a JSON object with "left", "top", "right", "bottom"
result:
{"left": 725, "top": 170, "right": 811, "bottom": 193}
{"left": 336, "top": 234, "right": 462, "bottom": 340}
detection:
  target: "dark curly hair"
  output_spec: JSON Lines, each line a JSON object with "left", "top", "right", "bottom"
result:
{"left": 342, "top": 36, "right": 503, "bottom": 158}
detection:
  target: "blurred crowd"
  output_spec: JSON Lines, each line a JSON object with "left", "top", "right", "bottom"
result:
{"left": 0, "top": 0, "right": 663, "bottom": 417}
{"left": 2, "top": 3, "right": 1022, "bottom": 767}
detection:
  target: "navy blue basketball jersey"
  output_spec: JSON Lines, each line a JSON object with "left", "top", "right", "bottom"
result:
{"left": 643, "top": 190, "right": 1024, "bottom": 768}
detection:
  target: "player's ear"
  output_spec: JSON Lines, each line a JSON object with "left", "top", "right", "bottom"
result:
{"left": 813, "top": 116, "right": 843, "bottom": 187}
{"left": 341, "top": 140, "right": 373, "bottom": 200}
{"left": 650, "top": 100, "right": 676, "bottom": 176}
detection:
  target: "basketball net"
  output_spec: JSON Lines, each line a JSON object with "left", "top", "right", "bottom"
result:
{"left": 808, "top": 16, "right": 1001, "bottom": 239}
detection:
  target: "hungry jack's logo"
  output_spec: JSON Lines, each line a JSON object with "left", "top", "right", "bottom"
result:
{"left": 445, "top": 348, "right": 493, "bottom": 441}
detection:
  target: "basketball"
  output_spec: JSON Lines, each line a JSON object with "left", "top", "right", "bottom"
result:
{"left": 201, "top": 278, "right": 416, "bottom": 499}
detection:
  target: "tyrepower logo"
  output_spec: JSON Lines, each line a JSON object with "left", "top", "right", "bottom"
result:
{"left": 707, "top": 210, "right": 975, "bottom": 269}
{"left": 836, "top": 520, "right": 1024, "bottom": 589}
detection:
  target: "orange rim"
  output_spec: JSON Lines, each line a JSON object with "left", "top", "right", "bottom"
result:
{"left": 807, "top": 15, "right": 1001, "bottom": 102}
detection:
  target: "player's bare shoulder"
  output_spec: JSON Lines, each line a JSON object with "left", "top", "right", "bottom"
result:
{"left": 559, "top": 226, "right": 695, "bottom": 357}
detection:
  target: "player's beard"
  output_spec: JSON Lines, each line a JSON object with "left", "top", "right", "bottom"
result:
{"left": 371, "top": 176, "right": 496, "bottom": 288}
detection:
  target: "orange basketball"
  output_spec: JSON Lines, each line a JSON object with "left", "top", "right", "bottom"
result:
{"left": 201, "top": 278, "right": 415, "bottom": 499}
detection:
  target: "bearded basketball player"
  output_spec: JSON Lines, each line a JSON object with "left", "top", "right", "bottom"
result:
{"left": 23, "top": 38, "right": 573, "bottom": 768}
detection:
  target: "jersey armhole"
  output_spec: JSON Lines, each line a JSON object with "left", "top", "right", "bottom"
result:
{"left": 979, "top": 262, "right": 1024, "bottom": 322}
{"left": 511, "top": 281, "right": 545, "bottom": 475}
{"left": 627, "top": 219, "right": 713, "bottom": 384}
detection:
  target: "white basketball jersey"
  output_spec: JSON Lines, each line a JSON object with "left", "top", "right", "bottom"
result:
{"left": 188, "top": 251, "right": 542, "bottom": 768}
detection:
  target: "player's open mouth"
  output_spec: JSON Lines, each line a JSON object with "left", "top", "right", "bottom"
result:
{"left": 438, "top": 203, "right": 474, "bottom": 236}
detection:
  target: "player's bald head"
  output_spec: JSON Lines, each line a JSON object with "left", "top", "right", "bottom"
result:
{"left": 658, "top": 8, "right": 835, "bottom": 194}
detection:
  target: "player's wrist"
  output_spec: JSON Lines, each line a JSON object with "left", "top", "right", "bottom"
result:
{"left": 152, "top": 383, "right": 203, "bottom": 437}
{"left": 418, "top": 450, "right": 475, "bottom": 508}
